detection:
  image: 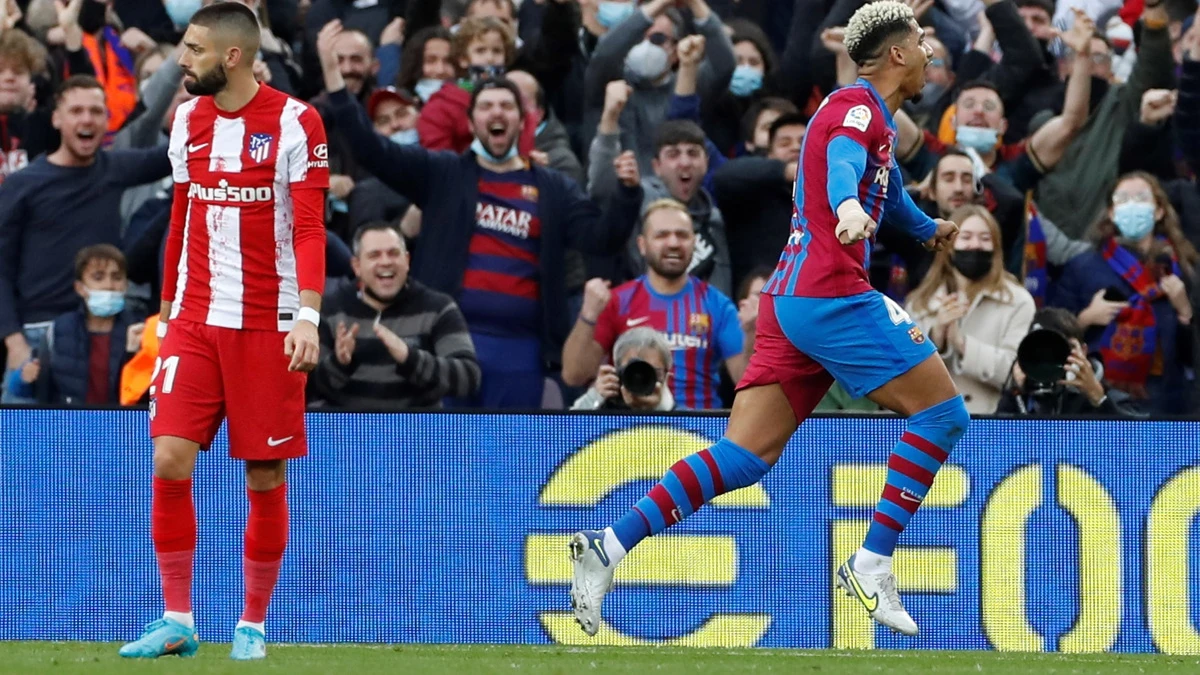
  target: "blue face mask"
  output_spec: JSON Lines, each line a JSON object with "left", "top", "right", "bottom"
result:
{"left": 1113, "top": 201, "right": 1157, "bottom": 240}
{"left": 955, "top": 125, "right": 999, "bottom": 153}
{"left": 414, "top": 78, "right": 445, "bottom": 102}
{"left": 165, "top": 0, "right": 202, "bottom": 28}
{"left": 389, "top": 128, "right": 420, "bottom": 146}
{"left": 729, "top": 65, "right": 763, "bottom": 97}
{"left": 470, "top": 137, "right": 518, "bottom": 164}
{"left": 597, "top": 1, "right": 636, "bottom": 28}
{"left": 86, "top": 289, "right": 125, "bottom": 318}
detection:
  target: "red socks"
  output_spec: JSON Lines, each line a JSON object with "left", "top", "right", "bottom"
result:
{"left": 151, "top": 476, "right": 196, "bottom": 614}
{"left": 241, "top": 484, "right": 289, "bottom": 624}
{"left": 151, "top": 478, "right": 288, "bottom": 624}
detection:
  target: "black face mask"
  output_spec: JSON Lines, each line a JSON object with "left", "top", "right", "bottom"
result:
{"left": 78, "top": 0, "right": 108, "bottom": 34}
{"left": 951, "top": 249, "right": 992, "bottom": 280}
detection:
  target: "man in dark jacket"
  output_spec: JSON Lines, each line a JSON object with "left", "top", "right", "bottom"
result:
{"left": 311, "top": 223, "right": 481, "bottom": 410}
{"left": 712, "top": 112, "right": 805, "bottom": 291}
{"left": 22, "top": 245, "right": 144, "bottom": 406}
{"left": 319, "top": 24, "right": 643, "bottom": 409}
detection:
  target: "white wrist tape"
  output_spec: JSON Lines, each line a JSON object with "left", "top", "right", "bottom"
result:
{"left": 298, "top": 307, "right": 321, "bottom": 327}
{"left": 156, "top": 321, "right": 168, "bottom": 339}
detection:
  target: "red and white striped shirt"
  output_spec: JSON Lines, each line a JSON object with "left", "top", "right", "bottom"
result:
{"left": 163, "top": 84, "right": 329, "bottom": 333}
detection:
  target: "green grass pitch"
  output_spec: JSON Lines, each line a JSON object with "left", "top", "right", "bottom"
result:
{"left": 1, "top": 643, "right": 1197, "bottom": 674}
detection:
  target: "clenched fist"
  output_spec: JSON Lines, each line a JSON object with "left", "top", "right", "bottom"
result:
{"left": 614, "top": 150, "right": 640, "bottom": 187}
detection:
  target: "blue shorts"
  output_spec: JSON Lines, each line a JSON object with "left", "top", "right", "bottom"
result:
{"left": 775, "top": 291, "right": 935, "bottom": 398}
{"left": 737, "top": 291, "right": 935, "bottom": 411}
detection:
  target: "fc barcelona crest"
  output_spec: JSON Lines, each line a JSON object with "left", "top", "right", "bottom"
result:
{"left": 521, "top": 185, "right": 539, "bottom": 201}
{"left": 689, "top": 313, "right": 711, "bottom": 334}
{"left": 908, "top": 326, "right": 925, "bottom": 344}
{"left": 248, "top": 133, "right": 273, "bottom": 163}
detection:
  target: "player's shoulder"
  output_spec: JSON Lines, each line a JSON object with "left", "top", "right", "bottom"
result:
{"left": 169, "top": 96, "right": 204, "bottom": 129}
{"left": 815, "top": 85, "right": 879, "bottom": 133}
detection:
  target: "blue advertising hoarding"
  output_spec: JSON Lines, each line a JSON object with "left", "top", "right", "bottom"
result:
{"left": 1, "top": 409, "right": 1198, "bottom": 653}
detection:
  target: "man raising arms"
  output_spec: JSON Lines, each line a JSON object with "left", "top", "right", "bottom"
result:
{"left": 119, "top": 1, "right": 328, "bottom": 661}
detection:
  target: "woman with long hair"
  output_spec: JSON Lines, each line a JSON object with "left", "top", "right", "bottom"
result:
{"left": 1051, "top": 171, "right": 1198, "bottom": 414}
{"left": 906, "top": 205, "right": 1036, "bottom": 413}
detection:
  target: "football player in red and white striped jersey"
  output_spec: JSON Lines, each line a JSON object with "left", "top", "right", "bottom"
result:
{"left": 120, "top": 1, "right": 328, "bottom": 662}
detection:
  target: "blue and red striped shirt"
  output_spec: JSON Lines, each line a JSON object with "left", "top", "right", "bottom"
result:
{"left": 457, "top": 167, "right": 542, "bottom": 338}
{"left": 594, "top": 276, "right": 743, "bottom": 409}
{"left": 764, "top": 79, "right": 935, "bottom": 299}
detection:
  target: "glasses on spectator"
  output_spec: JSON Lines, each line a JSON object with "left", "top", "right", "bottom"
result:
{"left": 929, "top": 58, "right": 945, "bottom": 68}
{"left": 648, "top": 32, "right": 672, "bottom": 46}
{"left": 1112, "top": 191, "right": 1153, "bottom": 205}
{"left": 1089, "top": 52, "right": 1112, "bottom": 65}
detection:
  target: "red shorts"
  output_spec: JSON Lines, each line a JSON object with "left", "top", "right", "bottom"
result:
{"left": 149, "top": 319, "right": 307, "bottom": 460}
{"left": 735, "top": 293, "right": 835, "bottom": 422}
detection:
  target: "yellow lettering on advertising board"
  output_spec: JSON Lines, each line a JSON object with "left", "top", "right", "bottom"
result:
{"left": 531, "top": 426, "right": 770, "bottom": 646}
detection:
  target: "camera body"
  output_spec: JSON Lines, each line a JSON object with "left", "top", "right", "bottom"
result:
{"left": 618, "top": 359, "right": 659, "bottom": 397}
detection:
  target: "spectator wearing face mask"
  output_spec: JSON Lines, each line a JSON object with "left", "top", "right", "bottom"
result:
{"left": 886, "top": 148, "right": 1087, "bottom": 286}
{"left": 346, "top": 86, "right": 418, "bottom": 238}
{"left": 1036, "top": 1, "right": 1176, "bottom": 239}
{"left": 15, "top": 245, "right": 144, "bottom": 406}
{"left": 323, "top": 17, "right": 643, "bottom": 409}
{"left": 901, "top": 12, "right": 1095, "bottom": 196}
{"left": 0, "top": 75, "right": 169, "bottom": 404}
{"left": 582, "top": 0, "right": 734, "bottom": 176}
{"left": 396, "top": 27, "right": 455, "bottom": 105}
{"left": 906, "top": 205, "right": 1036, "bottom": 414}
{"left": 697, "top": 20, "right": 777, "bottom": 158}
{"left": 1050, "top": 172, "right": 1199, "bottom": 415}
{"left": 416, "top": 16, "right": 538, "bottom": 155}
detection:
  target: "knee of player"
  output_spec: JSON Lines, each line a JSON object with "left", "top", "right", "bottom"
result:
{"left": 913, "top": 394, "right": 970, "bottom": 446}
{"left": 152, "top": 437, "right": 200, "bottom": 479}
{"left": 937, "top": 394, "right": 971, "bottom": 442}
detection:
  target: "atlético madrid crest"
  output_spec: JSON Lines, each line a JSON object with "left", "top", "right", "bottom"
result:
{"left": 248, "top": 133, "right": 273, "bottom": 163}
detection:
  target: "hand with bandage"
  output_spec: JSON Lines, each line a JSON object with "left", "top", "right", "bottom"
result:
{"left": 835, "top": 200, "right": 877, "bottom": 245}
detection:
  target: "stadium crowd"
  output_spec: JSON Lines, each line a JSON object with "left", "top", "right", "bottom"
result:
{"left": 0, "top": 0, "right": 1198, "bottom": 416}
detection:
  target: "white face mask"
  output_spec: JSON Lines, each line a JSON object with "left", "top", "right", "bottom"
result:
{"left": 623, "top": 40, "right": 670, "bottom": 86}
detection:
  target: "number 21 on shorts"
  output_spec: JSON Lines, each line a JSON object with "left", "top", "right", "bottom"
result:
{"left": 883, "top": 295, "right": 912, "bottom": 325}
{"left": 150, "top": 355, "right": 180, "bottom": 396}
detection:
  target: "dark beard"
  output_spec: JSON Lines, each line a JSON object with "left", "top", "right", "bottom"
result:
{"left": 184, "top": 64, "right": 228, "bottom": 96}
{"left": 647, "top": 257, "right": 688, "bottom": 280}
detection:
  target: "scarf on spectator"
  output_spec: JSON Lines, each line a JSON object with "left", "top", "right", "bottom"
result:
{"left": 1022, "top": 194, "right": 1047, "bottom": 308}
{"left": 1097, "top": 237, "right": 1176, "bottom": 397}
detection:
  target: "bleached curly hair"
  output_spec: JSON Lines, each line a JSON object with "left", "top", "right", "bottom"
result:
{"left": 843, "top": 1, "right": 917, "bottom": 65}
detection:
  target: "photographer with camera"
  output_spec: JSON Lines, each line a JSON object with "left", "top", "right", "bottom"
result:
{"left": 997, "top": 308, "right": 1144, "bottom": 416}
{"left": 1051, "top": 171, "right": 1198, "bottom": 415}
{"left": 571, "top": 327, "right": 680, "bottom": 411}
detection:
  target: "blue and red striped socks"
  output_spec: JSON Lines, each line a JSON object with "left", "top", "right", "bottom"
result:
{"left": 859, "top": 395, "right": 968, "bottom": 571}
{"left": 609, "top": 438, "right": 771, "bottom": 558}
